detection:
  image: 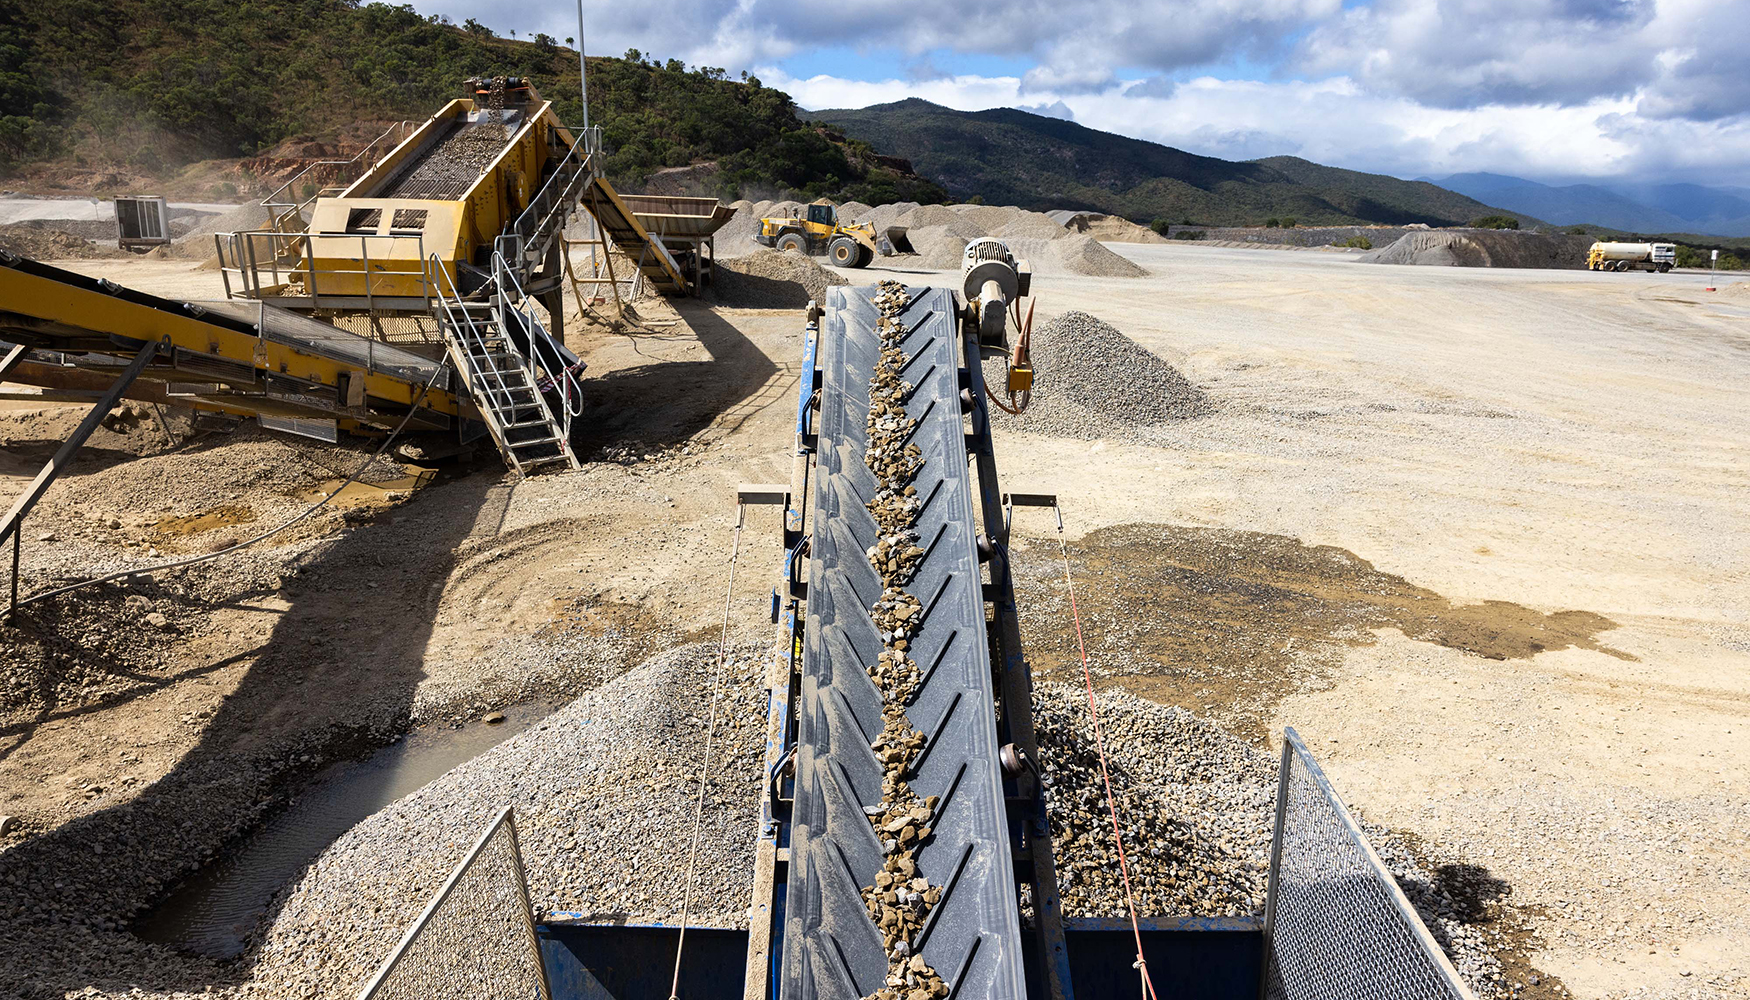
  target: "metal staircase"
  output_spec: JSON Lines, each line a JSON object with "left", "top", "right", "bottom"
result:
{"left": 431, "top": 254, "right": 583, "bottom": 476}
{"left": 498, "top": 126, "right": 603, "bottom": 286}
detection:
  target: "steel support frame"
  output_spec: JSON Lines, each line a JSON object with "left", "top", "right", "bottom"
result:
{"left": 2, "top": 340, "right": 162, "bottom": 616}
{"left": 742, "top": 304, "right": 820, "bottom": 1000}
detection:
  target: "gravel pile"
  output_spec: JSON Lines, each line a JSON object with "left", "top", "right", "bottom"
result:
{"left": 712, "top": 248, "right": 847, "bottom": 308}
{"left": 891, "top": 206, "right": 1148, "bottom": 277}
{"left": 246, "top": 642, "right": 766, "bottom": 998}
{"left": 1358, "top": 230, "right": 1594, "bottom": 270}
{"left": 161, "top": 200, "right": 273, "bottom": 260}
{"left": 1033, "top": 684, "right": 1517, "bottom": 998}
{"left": 985, "top": 311, "right": 1208, "bottom": 440}
{"left": 1057, "top": 213, "right": 1168, "bottom": 244}
{"left": 1034, "top": 683, "right": 1274, "bottom": 917}
{"left": 0, "top": 223, "right": 122, "bottom": 259}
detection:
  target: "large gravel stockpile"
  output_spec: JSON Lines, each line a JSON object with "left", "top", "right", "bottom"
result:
{"left": 162, "top": 200, "right": 273, "bottom": 259}
{"left": 246, "top": 643, "right": 765, "bottom": 998}
{"left": 1055, "top": 211, "right": 1169, "bottom": 244}
{"left": 1359, "top": 230, "right": 1593, "bottom": 269}
{"left": 986, "top": 311, "right": 1208, "bottom": 440}
{"left": 893, "top": 205, "right": 1148, "bottom": 277}
{"left": 0, "top": 223, "right": 123, "bottom": 259}
{"left": 713, "top": 199, "right": 1147, "bottom": 278}
{"left": 712, "top": 248, "right": 846, "bottom": 308}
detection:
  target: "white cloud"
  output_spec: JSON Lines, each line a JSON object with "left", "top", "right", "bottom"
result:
{"left": 1295, "top": 0, "right": 1750, "bottom": 122}
{"left": 405, "top": 0, "right": 1750, "bottom": 182}
{"left": 768, "top": 68, "right": 1750, "bottom": 182}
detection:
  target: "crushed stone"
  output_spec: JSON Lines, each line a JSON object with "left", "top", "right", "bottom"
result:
{"left": 985, "top": 310, "right": 1208, "bottom": 440}
{"left": 712, "top": 248, "right": 847, "bottom": 309}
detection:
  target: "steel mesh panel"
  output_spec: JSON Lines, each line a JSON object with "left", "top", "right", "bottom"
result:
{"left": 1264, "top": 733, "right": 1473, "bottom": 1000}
{"left": 362, "top": 810, "right": 548, "bottom": 1000}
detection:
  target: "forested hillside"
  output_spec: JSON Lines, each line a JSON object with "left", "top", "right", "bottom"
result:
{"left": 810, "top": 99, "right": 1537, "bottom": 228}
{"left": 0, "top": 0, "right": 943, "bottom": 203}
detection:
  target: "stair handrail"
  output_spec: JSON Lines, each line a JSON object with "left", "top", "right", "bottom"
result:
{"left": 500, "top": 125, "right": 602, "bottom": 277}
{"left": 490, "top": 250, "right": 585, "bottom": 428}
{"left": 427, "top": 255, "right": 520, "bottom": 416}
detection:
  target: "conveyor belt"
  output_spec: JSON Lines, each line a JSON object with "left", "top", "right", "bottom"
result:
{"left": 583, "top": 176, "right": 690, "bottom": 295}
{"left": 0, "top": 254, "right": 464, "bottom": 428}
{"left": 783, "top": 285, "right": 1024, "bottom": 1000}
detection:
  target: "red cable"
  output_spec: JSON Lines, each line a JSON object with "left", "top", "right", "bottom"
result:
{"left": 1057, "top": 528, "right": 1160, "bottom": 1000}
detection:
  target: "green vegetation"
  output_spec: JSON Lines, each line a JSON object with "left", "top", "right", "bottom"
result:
{"left": 1675, "top": 245, "right": 1747, "bottom": 270}
{"left": 0, "top": 1, "right": 943, "bottom": 203}
{"left": 1171, "top": 230, "right": 1205, "bottom": 241}
{"left": 1338, "top": 235, "right": 1373, "bottom": 249}
{"left": 1149, "top": 218, "right": 1171, "bottom": 235}
{"left": 1469, "top": 215, "right": 1521, "bottom": 229}
{"left": 810, "top": 100, "right": 1536, "bottom": 227}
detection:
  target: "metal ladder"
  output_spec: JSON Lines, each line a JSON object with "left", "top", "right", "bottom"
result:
{"left": 431, "top": 255, "right": 582, "bottom": 476}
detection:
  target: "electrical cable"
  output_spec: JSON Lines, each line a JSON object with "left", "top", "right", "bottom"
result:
{"left": 1054, "top": 509, "right": 1161, "bottom": 1000}
{"left": 667, "top": 502, "right": 746, "bottom": 1000}
{"left": 14, "top": 364, "right": 447, "bottom": 611}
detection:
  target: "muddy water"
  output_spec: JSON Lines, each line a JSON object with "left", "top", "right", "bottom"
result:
{"left": 136, "top": 704, "right": 547, "bottom": 959}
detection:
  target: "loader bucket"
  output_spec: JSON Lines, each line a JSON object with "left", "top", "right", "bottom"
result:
{"left": 881, "top": 226, "right": 914, "bottom": 256}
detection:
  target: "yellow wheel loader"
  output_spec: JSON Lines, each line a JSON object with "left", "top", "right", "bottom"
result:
{"left": 755, "top": 200, "right": 876, "bottom": 267}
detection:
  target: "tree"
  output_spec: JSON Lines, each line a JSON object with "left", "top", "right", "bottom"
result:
{"left": 1470, "top": 214, "right": 1520, "bottom": 229}
{"left": 1264, "top": 218, "right": 1280, "bottom": 228}
{"left": 1149, "top": 218, "right": 1170, "bottom": 235}
{"left": 1281, "top": 217, "right": 1296, "bottom": 228}
{"left": 463, "top": 17, "right": 493, "bottom": 36}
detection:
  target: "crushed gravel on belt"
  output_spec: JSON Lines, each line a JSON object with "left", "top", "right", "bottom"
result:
{"left": 712, "top": 248, "right": 847, "bottom": 309}
{"left": 984, "top": 310, "right": 1209, "bottom": 440}
{"left": 245, "top": 641, "right": 766, "bottom": 999}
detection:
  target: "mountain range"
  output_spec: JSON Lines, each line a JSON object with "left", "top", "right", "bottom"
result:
{"left": 805, "top": 99, "right": 1537, "bottom": 228}
{"left": 1432, "top": 173, "right": 1750, "bottom": 237}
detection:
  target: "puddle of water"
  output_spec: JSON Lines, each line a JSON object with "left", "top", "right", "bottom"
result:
{"left": 136, "top": 704, "right": 547, "bottom": 959}
{"left": 300, "top": 468, "right": 437, "bottom": 507}
{"left": 153, "top": 504, "right": 259, "bottom": 536}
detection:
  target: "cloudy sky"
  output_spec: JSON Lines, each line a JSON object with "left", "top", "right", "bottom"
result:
{"left": 409, "top": 0, "right": 1750, "bottom": 185}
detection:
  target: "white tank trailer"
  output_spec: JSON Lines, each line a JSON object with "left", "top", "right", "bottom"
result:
{"left": 1588, "top": 241, "right": 1676, "bottom": 273}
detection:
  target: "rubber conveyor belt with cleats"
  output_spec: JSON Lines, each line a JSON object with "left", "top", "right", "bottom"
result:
{"left": 783, "top": 284, "right": 1026, "bottom": 1000}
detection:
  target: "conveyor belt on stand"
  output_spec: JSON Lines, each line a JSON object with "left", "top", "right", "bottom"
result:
{"left": 782, "top": 285, "right": 1025, "bottom": 1000}
{"left": 0, "top": 254, "right": 465, "bottom": 428}
{"left": 583, "top": 176, "right": 691, "bottom": 295}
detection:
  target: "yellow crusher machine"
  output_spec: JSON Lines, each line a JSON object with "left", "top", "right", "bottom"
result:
{"left": 0, "top": 77, "right": 727, "bottom": 487}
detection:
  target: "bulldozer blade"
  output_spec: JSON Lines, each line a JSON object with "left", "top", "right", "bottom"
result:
{"left": 881, "top": 226, "right": 914, "bottom": 256}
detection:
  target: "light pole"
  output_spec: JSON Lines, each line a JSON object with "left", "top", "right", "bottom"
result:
{"left": 575, "top": 0, "right": 590, "bottom": 136}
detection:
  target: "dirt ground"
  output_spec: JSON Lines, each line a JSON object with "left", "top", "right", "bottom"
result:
{"left": 2, "top": 245, "right": 1745, "bottom": 999}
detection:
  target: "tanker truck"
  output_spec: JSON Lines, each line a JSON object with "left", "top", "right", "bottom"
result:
{"left": 1587, "top": 241, "right": 1676, "bottom": 273}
